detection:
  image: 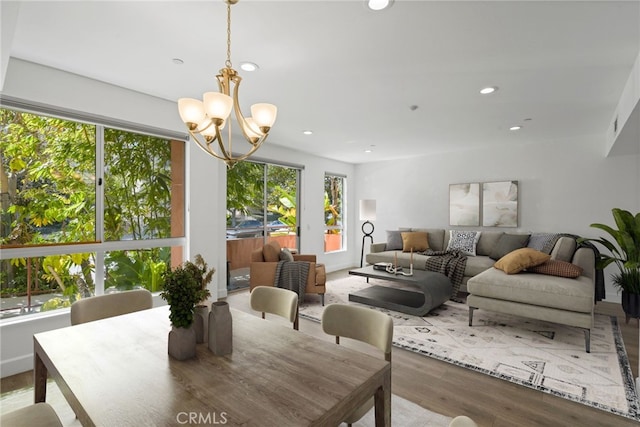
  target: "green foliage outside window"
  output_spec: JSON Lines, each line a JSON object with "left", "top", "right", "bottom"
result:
{"left": 0, "top": 108, "right": 180, "bottom": 311}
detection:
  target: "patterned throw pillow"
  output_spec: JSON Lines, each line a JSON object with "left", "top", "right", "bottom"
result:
{"left": 527, "top": 233, "right": 559, "bottom": 254}
{"left": 446, "top": 230, "right": 481, "bottom": 256}
{"left": 386, "top": 230, "right": 404, "bottom": 251}
{"left": 400, "top": 231, "right": 429, "bottom": 252}
{"left": 527, "top": 259, "right": 583, "bottom": 278}
{"left": 494, "top": 248, "right": 550, "bottom": 274}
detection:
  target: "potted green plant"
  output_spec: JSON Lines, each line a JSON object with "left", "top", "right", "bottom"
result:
{"left": 579, "top": 208, "right": 640, "bottom": 323}
{"left": 160, "top": 254, "right": 212, "bottom": 360}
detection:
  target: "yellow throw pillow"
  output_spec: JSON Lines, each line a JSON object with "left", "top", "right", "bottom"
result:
{"left": 494, "top": 248, "right": 550, "bottom": 274}
{"left": 401, "top": 231, "right": 429, "bottom": 252}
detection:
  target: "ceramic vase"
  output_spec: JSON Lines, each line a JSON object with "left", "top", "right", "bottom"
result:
{"left": 168, "top": 325, "right": 197, "bottom": 360}
{"left": 194, "top": 304, "right": 210, "bottom": 344}
{"left": 208, "top": 301, "right": 232, "bottom": 355}
{"left": 621, "top": 290, "right": 640, "bottom": 324}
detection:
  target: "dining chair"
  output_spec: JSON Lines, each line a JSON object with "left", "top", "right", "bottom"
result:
{"left": 321, "top": 303, "right": 393, "bottom": 426}
{"left": 0, "top": 402, "right": 63, "bottom": 427}
{"left": 449, "top": 415, "right": 479, "bottom": 427}
{"left": 70, "top": 288, "right": 153, "bottom": 325}
{"left": 250, "top": 285, "right": 299, "bottom": 330}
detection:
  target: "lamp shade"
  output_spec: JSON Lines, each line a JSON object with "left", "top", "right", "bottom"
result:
{"left": 203, "top": 92, "right": 233, "bottom": 120}
{"left": 359, "top": 199, "right": 376, "bottom": 221}
{"left": 251, "top": 103, "right": 278, "bottom": 129}
{"left": 178, "top": 98, "right": 206, "bottom": 125}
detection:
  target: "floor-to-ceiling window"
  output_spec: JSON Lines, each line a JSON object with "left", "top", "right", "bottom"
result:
{"left": 0, "top": 106, "right": 185, "bottom": 318}
{"left": 226, "top": 160, "right": 300, "bottom": 290}
{"left": 324, "top": 173, "right": 345, "bottom": 252}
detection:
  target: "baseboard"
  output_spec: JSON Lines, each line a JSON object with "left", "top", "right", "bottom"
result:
{"left": 1, "top": 353, "right": 33, "bottom": 378}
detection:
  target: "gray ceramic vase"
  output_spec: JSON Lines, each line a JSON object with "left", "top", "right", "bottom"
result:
{"left": 194, "top": 304, "right": 210, "bottom": 344}
{"left": 168, "top": 325, "right": 197, "bottom": 360}
{"left": 208, "top": 301, "right": 232, "bottom": 355}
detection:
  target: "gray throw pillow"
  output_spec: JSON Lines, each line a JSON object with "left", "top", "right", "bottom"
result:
{"left": 279, "top": 248, "right": 294, "bottom": 262}
{"left": 490, "top": 233, "right": 531, "bottom": 260}
{"left": 386, "top": 230, "right": 404, "bottom": 251}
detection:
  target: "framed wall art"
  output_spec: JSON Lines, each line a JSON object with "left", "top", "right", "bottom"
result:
{"left": 482, "top": 181, "right": 518, "bottom": 227}
{"left": 449, "top": 183, "right": 480, "bottom": 226}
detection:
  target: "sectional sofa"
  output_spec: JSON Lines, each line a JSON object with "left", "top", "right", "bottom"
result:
{"left": 365, "top": 228, "right": 597, "bottom": 352}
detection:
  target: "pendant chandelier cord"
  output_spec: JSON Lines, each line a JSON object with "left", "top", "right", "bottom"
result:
{"left": 225, "top": 2, "right": 232, "bottom": 68}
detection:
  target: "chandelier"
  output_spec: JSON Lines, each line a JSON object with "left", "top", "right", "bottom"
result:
{"left": 177, "top": 0, "right": 277, "bottom": 168}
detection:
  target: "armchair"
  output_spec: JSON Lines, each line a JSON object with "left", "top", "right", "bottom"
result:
{"left": 250, "top": 241, "right": 326, "bottom": 305}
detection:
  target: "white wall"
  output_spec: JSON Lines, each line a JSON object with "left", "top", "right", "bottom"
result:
{"left": 354, "top": 134, "right": 640, "bottom": 303}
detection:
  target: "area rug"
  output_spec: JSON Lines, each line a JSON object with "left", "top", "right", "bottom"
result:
{"left": 1, "top": 381, "right": 452, "bottom": 427}
{"left": 299, "top": 276, "right": 640, "bottom": 421}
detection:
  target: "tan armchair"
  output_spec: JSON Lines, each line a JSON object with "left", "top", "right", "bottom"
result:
{"left": 250, "top": 241, "right": 326, "bottom": 305}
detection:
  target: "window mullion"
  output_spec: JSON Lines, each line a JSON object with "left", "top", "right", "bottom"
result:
{"left": 95, "top": 125, "right": 105, "bottom": 294}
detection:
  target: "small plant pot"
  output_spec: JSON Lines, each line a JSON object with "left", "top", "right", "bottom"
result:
{"left": 621, "top": 291, "right": 640, "bottom": 324}
{"left": 168, "top": 325, "right": 197, "bottom": 360}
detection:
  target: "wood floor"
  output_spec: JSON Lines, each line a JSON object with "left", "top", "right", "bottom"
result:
{"left": 2, "top": 269, "right": 638, "bottom": 426}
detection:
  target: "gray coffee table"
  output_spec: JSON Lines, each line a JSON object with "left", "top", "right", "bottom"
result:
{"left": 348, "top": 266, "right": 453, "bottom": 316}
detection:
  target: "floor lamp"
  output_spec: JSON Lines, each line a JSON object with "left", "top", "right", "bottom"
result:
{"left": 359, "top": 199, "right": 376, "bottom": 267}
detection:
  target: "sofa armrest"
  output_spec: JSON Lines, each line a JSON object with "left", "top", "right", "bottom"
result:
{"left": 572, "top": 247, "right": 596, "bottom": 282}
{"left": 293, "top": 254, "right": 316, "bottom": 262}
{"left": 371, "top": 242, "right": 387, "bottom": 253}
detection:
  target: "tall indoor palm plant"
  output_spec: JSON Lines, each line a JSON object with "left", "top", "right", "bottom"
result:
{"left": 579, "top": 208, "right": 640, "bottom": 321}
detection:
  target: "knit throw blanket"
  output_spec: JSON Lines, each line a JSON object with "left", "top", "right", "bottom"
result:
{"left": 274, "top": 261, "right": 310, "bottom": 305}
{"left": 420, "top": 249, "right": 467, "bottom": 299}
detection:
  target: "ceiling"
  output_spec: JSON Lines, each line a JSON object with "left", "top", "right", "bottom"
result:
{"left": 5, "top": 1, "right": 640, "bottom": 164}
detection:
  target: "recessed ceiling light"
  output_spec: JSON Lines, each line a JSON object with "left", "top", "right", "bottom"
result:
{"left": 510, "top": 125, "right": 522, "bottom": 131}
{"left": 480, "top": 86, "right": 498, "bottom": 95}
{"left": 364, "top": 149, "right": 372, "bottom": 153}
{"left": 172, "top": 58, "right": 184, "bottom": 65}
{"left": 303, "top": 130, "right": 313, "bottom": 135}
{"left": 240, "top": 62, "right": 259, "bottom": 72}
{"left": 365, "top": 0, "right": 394, "bottom": 11}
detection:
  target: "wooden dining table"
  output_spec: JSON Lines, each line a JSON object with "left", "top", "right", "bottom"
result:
{"left": 33, "top": 305, "right": 391, "bottom": 426}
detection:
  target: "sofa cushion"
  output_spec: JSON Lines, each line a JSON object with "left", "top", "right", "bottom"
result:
{"left": 490, "top": 233, "right": 531, "bottom": 260}
{"left": 401, "top": 231, "right": 429, "bottom": 252}
{"left": 475, "top": 231, "right": 504, "bottom": 257}
{"left": 411, "top": 228, "right": 445, "bottom": 251}
{"left": 464, "top": 256, "right": 496, "bottom": 277}
{"left": 446, "top": 230, "right": 481, "bottom": 256}
{"left": 527, "top": 259, "right": 583, "bottom": 278}
{"left": 386, "top": 230, "right": 404, "bottom": 251}
{"left": 550, "top": 236, "right": 577, "bottom": 262}
{"left": 263, "top": 241, "right": 281, "bottom": 262}
{"left": 467, "top": 268, "right": 593, "bottom": 313}
{"left": 494, "top": 248, "right": 550, "bottom": 274}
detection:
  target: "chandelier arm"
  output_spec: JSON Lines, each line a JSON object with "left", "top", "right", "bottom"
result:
{"left": 188, "top": 130, "right": 229, "bottom": 163}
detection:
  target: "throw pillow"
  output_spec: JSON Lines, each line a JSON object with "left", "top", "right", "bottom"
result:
{"left": 279, "top": 248, "right": 294, "bottom": 262}
{"left": 401, "top": 231, "right": 429, "bottom": 252}
{"left": 527, "top": 259, "right": 583, "bottom": 278}
{"left": 386, "top": 230, "right": 404, "bottom": 251}
{"left": 489, "top": 233, "right": 531, "bottom": 260}
{"left": 527, "top": 233, "right": 559, "bottom": 254}
{"left": 446, "top": 230, "right": 481, "bottom": 256}
{"left": 494, "top": 248, "right": 550, "bottom": 274}
{"left": 263, "top": 241, "right": 281, "bottom": 262}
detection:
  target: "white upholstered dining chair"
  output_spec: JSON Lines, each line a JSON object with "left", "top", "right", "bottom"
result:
{"left": 70, "top": 288, "right": 153, "bottom": 325}
{"left": 0, "top": 403, "right": 63, "bottom": 427}
{"left": 250, "top": 285, "right": 299, "bottom": 330}
{"left": 321, "top": 303, "right": 393, "bottom": 426}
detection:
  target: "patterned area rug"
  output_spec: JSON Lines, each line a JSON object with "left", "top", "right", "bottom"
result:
{"left": 299, "top": 276, "right": 640, "bottom": 421}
